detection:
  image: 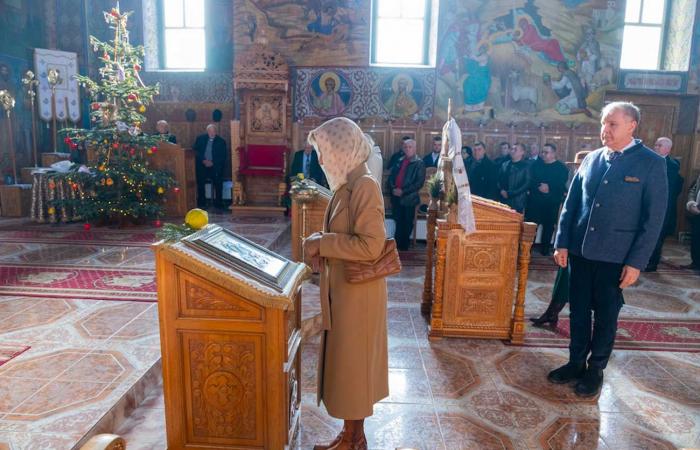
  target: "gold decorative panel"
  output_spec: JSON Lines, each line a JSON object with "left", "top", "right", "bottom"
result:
{"left": 248, "top": 94, "right": 285, "bottom": 134}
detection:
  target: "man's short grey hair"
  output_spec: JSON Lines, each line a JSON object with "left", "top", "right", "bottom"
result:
{"left": 656, "top": 137, "right": 673, "bottom": 148}
{"left": 404, "top": 139, "right": 416, "bottom": 147}
{"left": 206, "top": 124, "right": 217, "bottom": 131}
{"left": 157, "top": 120, "right": 169, "bottom": 127}
{"left": 601, "top": 101, "right": 641, "bottom": 124}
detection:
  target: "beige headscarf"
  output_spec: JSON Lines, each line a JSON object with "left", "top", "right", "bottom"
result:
{"left": 307, "top": 117, "right": 372, "bottom": 191}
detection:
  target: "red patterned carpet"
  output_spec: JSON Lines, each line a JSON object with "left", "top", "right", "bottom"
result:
{"left": 0, "top": 265, "right": 157, "bottom": 301}
{"left": 522, "top": 318, "right": 700, "bottom": 352}
{"left": 0, "top": 344, "right": 30, "bottom": 367}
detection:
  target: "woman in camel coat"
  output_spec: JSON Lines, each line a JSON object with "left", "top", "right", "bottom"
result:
{"left": 303, "top": 117, "right": 389, "bottom": 450}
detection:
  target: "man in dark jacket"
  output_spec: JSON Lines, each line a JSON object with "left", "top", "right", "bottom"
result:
{"left": 422, "top": 136, "right": 442, "bottom": 168}
{"left": 550, "top": 102, "right": 667, "bottom": 398}
{"left": 193, "top": 124, "right": 227, "bottom": 208}
{"left": 289, "top": 142, "right": 327, "bottom": 187}
{"left": 526, "top": 143, "right": 569, "bottom": 255}
{"left": 684, "top": 173, "right": 700, "bottom": 271}
{"left": 388, "top": 139, "right": 426, "bottom": 251}
{"left": 497, "top": 143, "right": 531, "bottom": 213}
{"left": 646, "top": 137, "right": 683, "bottom": 271}
{"left": 465, "top": 141, "right": 497, "bottom": 200}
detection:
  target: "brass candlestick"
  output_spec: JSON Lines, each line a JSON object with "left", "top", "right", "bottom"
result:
{"left": 21, "top": 70, "right": 39, "bottom": 167}
{"left": 0, "top": 89, "right": 17, "bottom": 184}
{"left": 47, "top": 68, "right": 62, "bottom": 153}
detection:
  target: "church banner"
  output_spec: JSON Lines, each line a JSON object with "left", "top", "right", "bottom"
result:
{"left": 293, "top": 67, "right": 435, "bottom": 121}
{"left": 34, "top": 48, "right": 81, "bottom": 122}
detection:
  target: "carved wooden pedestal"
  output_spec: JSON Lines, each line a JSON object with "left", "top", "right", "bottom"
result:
{"left": 429, "top": 197, "right": 536, "bottom": 343}
{"left": 290, "top": 182, "right": 331, "bottom": 262}
{"left": 154, "top": 239, "right": 309, "bottom": 449}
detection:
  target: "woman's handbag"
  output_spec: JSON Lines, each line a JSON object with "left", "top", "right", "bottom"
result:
{"left": 344, "top": 238, "right": 402, "bottom": 283}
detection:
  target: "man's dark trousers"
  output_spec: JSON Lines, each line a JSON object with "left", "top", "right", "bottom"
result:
{"left": 196, "top": 164, "right": 223, "bottom": 208}
{"left": 691, "top": 215, "right": 700, "bottom": 267}
{"left": 568, "top": 254, "right": 624, "bottom": 370}
{"left": 391, "top": 197, "right": 415, "bottom": 251}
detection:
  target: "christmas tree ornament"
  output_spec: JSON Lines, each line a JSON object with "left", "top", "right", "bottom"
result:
{"left": 84, "top": 223, "right": 92, "bottom": 231}
{"left": 154, "top": 219, "right": 162, "bottom": 227}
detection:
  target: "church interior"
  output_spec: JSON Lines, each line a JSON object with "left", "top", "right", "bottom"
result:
{"left": 0, "top": 0, "right": 700, "bottom": 449}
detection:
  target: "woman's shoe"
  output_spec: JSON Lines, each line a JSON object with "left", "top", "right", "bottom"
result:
{"left": 313, "top": 431, "right": 344, "bottom": 450}
{"left": 530, "top": 301, "right": 566, "bottom": 328}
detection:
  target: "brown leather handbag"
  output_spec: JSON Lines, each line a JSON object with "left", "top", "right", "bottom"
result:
{"left": 344, "top": 238, "right": 402, "bottom": 283}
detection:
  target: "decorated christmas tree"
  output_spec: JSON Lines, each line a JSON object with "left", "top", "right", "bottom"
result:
{"left": 53, "top": 6, "right": 174, "bottom": 225}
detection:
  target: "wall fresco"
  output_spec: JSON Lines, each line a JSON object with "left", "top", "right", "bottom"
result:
{"left": 434, "top": 0, "right": 625, "bottom": 122}
{"left": 293, "top": 68, "right": 435, "bottom": 120}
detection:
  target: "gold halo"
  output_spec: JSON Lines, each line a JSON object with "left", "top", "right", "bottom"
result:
{"left": 391, "top": 74, "right": 414, "bottom": 93}
{"left": 319, "top": 72, "right": 341, "bottom": 93}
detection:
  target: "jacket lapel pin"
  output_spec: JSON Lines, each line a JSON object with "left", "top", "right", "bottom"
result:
{"left": 624, "top": 176, "right": 640, "bottom": 183}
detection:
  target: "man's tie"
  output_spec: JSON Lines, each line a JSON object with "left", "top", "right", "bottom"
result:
{"left": 607, "top": 151, "right": 622, "bottom": 163}
{"left": 303, "top": 155, "right": 310, "bottom": 178}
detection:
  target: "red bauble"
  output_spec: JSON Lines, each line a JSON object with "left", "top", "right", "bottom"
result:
{"left": 112, "top": 143, "right": 119, "bottom": 149}
{"left": 83, "top": 223, "right": 91, "bottom": 231}
{"left": 173, "top": 187, "right": 180, "bottom": 194}
{"left": 63, "top": 137, "right": 71, "bottom": 144}
{"left": 154, "top": 220, "right": 163, "bottom": 228}
{"left": 133, "top": 64, "right": 141, "bottom": 71}
{"left": 150, "top": 146, "right": 158, "bottom": 153}
{"left": 70, "top": 143, "right": 78, "bottom": 150}
{"left": 127, "top": 93, "right": 137, "bottom": 102}
{"left": 129, "top": 148, "right": 136, "bottom": 156}
{"left": 91, "top": 102, "right": 100, "bottom": 110}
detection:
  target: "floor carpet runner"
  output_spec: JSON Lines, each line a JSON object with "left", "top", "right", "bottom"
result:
{"left": 522, "top": 318, "right": 700, "bottom": 352}
{"left": 0, "top": 265, "right": 157, "bottom": 301}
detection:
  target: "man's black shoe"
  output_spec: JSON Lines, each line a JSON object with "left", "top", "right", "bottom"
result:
{"left": 574, "top": 367, "right": 604, "bottom": 397}
{"left": 547, "top": 362, "right": 585, "bottom": 384}
{"left": 643, "top": 265, "right": 657, "bottom": 272}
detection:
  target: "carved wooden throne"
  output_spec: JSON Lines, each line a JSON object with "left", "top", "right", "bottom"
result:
{"left": 232, "top": 44, "right": 291, "bottom": 212}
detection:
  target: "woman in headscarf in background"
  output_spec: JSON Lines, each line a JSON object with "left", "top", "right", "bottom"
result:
{"left": 304, "top": 117, "right": 388, "bottom": 450}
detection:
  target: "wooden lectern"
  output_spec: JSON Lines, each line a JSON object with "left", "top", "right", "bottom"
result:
{"left": 150, "top": 141, "right": 196, "bottom": 217}
{"left": 290, "top": 181, "right": 331, "bottom": 262}
{"left": 154, "top": 225, "right": 309, "bottom": 449}
{"left": 427, "top": 197, "right": 537, "bottom": 344}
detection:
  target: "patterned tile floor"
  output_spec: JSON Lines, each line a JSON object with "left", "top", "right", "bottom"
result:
{"left": 0, "top": 215, "right": 698, "bottom": 449}
{"left": 0, "top": 213, "right": 290, "bottom": 450}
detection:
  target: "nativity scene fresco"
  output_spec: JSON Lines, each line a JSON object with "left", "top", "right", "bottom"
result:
{"left": 435, "top": 0, "right": 624, "bottom": 122}
{"left": 233, "top": 0, "right": 370, "bottom": 66}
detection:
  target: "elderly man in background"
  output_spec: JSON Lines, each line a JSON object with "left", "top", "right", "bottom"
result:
{"left": 193, "top": 124, "right": 227, "bottom": 209}
{"left": 684, "top": 173, "right": 700, "bottom": 272}
{"left": 550, "top": 101, "right": 667, "bottom": 398}
{"left": 289, "top": 141, "right": 327, "bottom": 187}
{"left": 155, "top": 120, "right": 177, "bottom": 143}
{"left": 388, "top": 139, "right": 426, "bottom": 251}
{"left": 645, "top": 137, "right": 683, "bottom": 272}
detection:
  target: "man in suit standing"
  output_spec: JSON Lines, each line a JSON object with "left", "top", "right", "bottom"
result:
{"left": 289, "top": 142, "right": 327, "bottom": 187}
{"left": 550, "top": 102, "right": 667, "bottom": 397}
{"left": 526, "top": 143, "right": 569, "bottom": 255}
{"left": 388, "top": 139, "right": 426, "bottom": 251}
{"left": 422, "top": 136, "right": 442, "bottom": 168}
{"left": 465, "top": 141, "right": 497, "bottom": 200}
{"left": 684, "top": 173, "right": 700, "bottom": 271}
{"left": 645, "top": 137, "right": 683, "bottom": 271}
{"left": 193, "top": 124, "right": 227, "bottom": 209}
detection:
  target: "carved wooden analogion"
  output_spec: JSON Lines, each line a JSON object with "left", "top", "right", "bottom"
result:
{"left": 428, "top": 197, "right": 536, "bottom": 343}
{"left": 290, "top": 182, "right": 331, "bottom": 262}
{"left": 154, "top": 237, "right": 308, "bottom": 449}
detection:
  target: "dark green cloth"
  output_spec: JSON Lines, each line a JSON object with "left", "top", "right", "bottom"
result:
{"left": 551, "top": 265, "right": 570, "bottom": 305}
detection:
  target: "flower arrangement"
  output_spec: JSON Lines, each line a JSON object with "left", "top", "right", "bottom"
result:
{"left": 288, "top": 173, "right": 319, "bottom": 203}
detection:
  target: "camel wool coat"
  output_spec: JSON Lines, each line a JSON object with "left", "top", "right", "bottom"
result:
{"left": 317, "top": 163, "right": 389, "bottom": 419}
